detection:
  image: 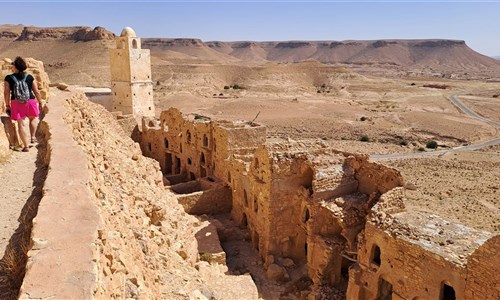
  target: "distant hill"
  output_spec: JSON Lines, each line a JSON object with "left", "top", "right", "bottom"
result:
{"left": 493, "top": 56, "right": 500, "bottom": 60}
{"left": 177, "top": 39, "right": 500, "bottom": 71}
{"left": 1, "top": 24, "right": 499, "bottom": 87}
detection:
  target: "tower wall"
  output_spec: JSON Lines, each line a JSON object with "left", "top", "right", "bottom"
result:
{"left": 109, "top": 29, "right": 155, "bottom": 121}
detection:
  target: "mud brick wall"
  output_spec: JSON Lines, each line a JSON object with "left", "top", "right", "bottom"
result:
{"left": 465, "top": 235, "right": 500, "bottom": 299}
{"left": 347, "top": 222, "right": 467, "bottom": 300}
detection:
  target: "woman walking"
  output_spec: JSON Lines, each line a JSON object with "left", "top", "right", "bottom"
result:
{"left": 3, "top": 57, "right": 43, "bottom": 152}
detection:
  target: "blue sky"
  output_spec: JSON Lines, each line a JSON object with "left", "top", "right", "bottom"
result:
{"left": 2, "top": 1, "right": 500, "bottom": 56}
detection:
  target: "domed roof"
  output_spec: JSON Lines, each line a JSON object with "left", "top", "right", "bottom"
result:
{"left": 120, "top": 27, "right": 137, "bottom": 37}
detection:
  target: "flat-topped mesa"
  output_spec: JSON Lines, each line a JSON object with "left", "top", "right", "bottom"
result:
{"left": 16, "top": 26, "right": 115, "bottom": 41}
{"left": 142, "top": 38, "right": 205, "bottom": 48}
{"left": 275, "top": 41, "right": 315, "bottom": 48}
{"left": 412, "top": 39, "right": 467, "bottom": 47}
{"left": 231, "top": 41, "right": 260, "bottom": 48}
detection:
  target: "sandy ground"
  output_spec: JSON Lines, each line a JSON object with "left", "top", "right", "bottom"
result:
{"left": 0, "top": 146, "right": 38, "bottom": 256}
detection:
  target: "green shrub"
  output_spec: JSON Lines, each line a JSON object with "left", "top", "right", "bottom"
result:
{"left": 233, "top": 84, "right": 241, "bottom": 89}
{"left": 223, "top": 85, "right": 230, "bottom": 90}
{"left": 360, "top": 116, "right": 367, "bottom": 121}
{"left": 418, "top": 147, "right": 425, "bottom": 152}
{"left": 360, "top": 135, "right": 370, "bottom": 142}
{"left": 219, "top": 93, "right": 224, "bottom": 96}
{"left": 426, "top": 140, "right": 438, "bottom": 149}
{"left": 399, "top": 140, "right": 408, "bottom": 146}
{"left": 200, "top": 252, "right": 213, "bottom": 262}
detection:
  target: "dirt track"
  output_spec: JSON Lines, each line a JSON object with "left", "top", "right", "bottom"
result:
{"left": 0, "top": 147, "right": 37, "bottom": 256}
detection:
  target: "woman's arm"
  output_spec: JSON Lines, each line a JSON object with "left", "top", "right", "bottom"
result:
{"left": 32, "top": 79, "right": 42, "bottom": 103}
{"left": 3, "top": 81, "right": 10, "bottom": 108}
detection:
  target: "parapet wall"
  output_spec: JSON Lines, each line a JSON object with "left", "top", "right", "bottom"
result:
{"left": 20, "top": 91, "right": 99, "bottom": 299}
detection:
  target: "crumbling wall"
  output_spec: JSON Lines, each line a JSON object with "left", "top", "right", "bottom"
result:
{"left": 61, "top": 92, "right": 258, "bottom": 299}
{"left": 173, "top": 178, "right": 232, "bottom": 215}
{"left": 141, "top": 108, "right": 215, "bottom": 182}
{"left": 267, "top": 155, "right": 311, "bottom": 263}
{"left": 465, "top": 235, "right": 500, "bottom": 299}
{"left": 348, "top": 221, "right": 468, "bottom": 299}
{"left": 212, "top": 119, "right": 266, "bottom": 183}
{"left": 64, "top": 92, "right": 196, "bottom": 298}
{"left": 346, "top": 155, "right": 404, "bottom": 196}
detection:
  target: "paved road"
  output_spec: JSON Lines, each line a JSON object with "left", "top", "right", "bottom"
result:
{"left": 448, "top": 94, "right": 500, "bottom": 127}
{"left": 371, "top": 94, "right": 500, "bottom": 161}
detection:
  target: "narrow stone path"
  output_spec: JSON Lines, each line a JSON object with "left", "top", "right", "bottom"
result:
{"left": 0, "top": 146, "right": 38, "bottom": 257}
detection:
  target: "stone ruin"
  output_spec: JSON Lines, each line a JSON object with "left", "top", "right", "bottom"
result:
{"left": 138, "top": 108, "right": 498, "bottom": 299}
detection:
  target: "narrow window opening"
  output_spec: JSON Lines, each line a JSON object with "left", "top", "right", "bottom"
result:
{"left": 228, "top": 172, "right": 231, "bottom": 183}
{"left": 377, "top": 277, "right": 393, "bottom": 300}
{"left": 186, "top": 130, "right": 191, "bottom": 144}
{"left": 372, "top": 244, "right": 381, "bottom": 266}
{"left": 164, "top": 138, "right": 169, "bottom": 148}
{"left": 303, "top": 208, "right": 310, "bottom": 222}
{"left": 253, "top": 232, "right": 260, "bottom": 250}
{"left": 132, "top": 39, "right": 138, "bottom": 49}
{"left": 203, "top": 134, "right": 209, "bottom": 147}
{"left": 200, "top": 152, "right": 206, "bottom": 165}
{"left": 241, "top": 214, "right": 248, "bottom": 228}
{"left": 165, "top": 153, "right": 172, "bottom": 174}
{"left": 174, "top": 156, "right": 181, "bottom": 174}
{"left": 148, "top": 143, "right": 152, "bottom": 152}
{"left": 244, "top": 190, "right": 248, "bottom": 207}
{"left": 441, "top": 283, "right": 456, "bottom": 300}
{"left": 190, "top": 172, "right": 195, "bottom": 181}
{"left": 187, "top": 158, "right": 192, "bottom": 165}
{"left": 254, "top": 196, "right": 258, "bottom": 213}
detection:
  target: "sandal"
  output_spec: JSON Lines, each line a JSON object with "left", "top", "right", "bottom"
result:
{"left": 31, "top": 137, "right": 36, "bottom": 143}
{"left": 22, "top": 147, "right": 29, "bottom": 152}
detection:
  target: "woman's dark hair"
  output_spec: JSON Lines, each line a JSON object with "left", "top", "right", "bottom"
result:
{"left": 13, "top": 56, "right": 27, "bottom": 72}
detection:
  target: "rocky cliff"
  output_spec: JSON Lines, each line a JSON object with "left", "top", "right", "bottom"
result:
{"left": 9, "top": 26, "right": 115, "bottom": 41}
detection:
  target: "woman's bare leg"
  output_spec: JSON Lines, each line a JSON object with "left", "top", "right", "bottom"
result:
{"left": 17, "top": 118, "right": 29, "bottom": 149}
{"left": 29, "top": 116, "right": 37, "bottom": 142}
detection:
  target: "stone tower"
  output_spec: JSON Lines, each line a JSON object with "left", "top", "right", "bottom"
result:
{"left": 109, "top": 27, "right": 155, "bottom": 121}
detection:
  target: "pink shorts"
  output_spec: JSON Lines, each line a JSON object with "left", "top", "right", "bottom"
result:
{"left": 10, "top": 99, "right": 39, "bottom": 120}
